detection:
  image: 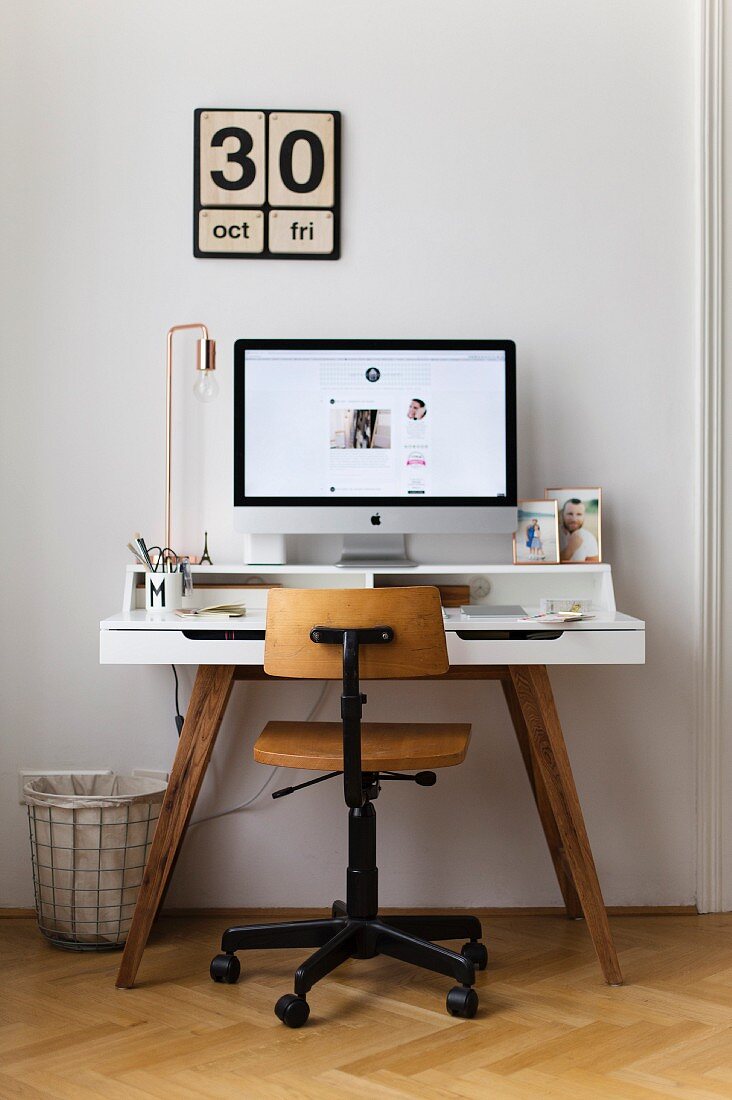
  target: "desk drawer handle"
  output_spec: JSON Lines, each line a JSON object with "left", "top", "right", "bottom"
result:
{"left": 455, "top": 630, "right": 564, "bottom": 641}
{"left": 182, "top": 630, "right": 266, "bottom": 640}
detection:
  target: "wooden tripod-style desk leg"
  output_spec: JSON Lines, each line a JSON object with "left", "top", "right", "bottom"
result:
{"left": 506, "top": 665, "right": 622, "bottom": 986}
{"left": 116, "top": 665, "right": 235, "bottom": 989}
{"left": 502, "top": 675, "right": 583, "bottom": 920}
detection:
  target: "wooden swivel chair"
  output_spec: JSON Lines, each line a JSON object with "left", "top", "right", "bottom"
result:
{"left": 209, "top": 587, "right": 487, "bottom": 1026}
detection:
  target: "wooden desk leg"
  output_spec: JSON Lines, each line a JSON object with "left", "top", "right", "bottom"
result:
{"left": 116, "top": 664, "right": 235, "bottom": 989}
{"left": 508, "top": 665, "right": 623, "bottom": 985}
{"left": 501, "top": 676, "right": 583, "bottom": 919}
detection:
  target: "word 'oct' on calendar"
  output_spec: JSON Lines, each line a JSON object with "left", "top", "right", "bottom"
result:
{"left": 194, "top": 109, "right": 341, "bottom": 260}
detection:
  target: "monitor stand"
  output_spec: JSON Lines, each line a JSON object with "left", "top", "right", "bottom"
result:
{"left": 336, "top": 534, "right": 417, "bottom": 568}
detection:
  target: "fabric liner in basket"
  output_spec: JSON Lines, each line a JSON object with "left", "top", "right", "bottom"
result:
{"left": 25, "top": 773, "right": 166, "bottom": 948}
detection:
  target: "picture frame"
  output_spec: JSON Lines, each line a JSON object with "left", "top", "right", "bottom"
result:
{"left": 513, "top": 500, "right": 560, "bottom": 564}
{"left": 544, "top": 487, "right": 602, "bottom": 563}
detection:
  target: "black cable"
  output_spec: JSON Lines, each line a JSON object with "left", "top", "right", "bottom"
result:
{"left": 171, "top": 665, "right": 185, "bottom": 736}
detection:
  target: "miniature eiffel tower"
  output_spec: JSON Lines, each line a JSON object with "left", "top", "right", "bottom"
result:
{"left": 199, "top": 531, "right": 213, "bottom": 566}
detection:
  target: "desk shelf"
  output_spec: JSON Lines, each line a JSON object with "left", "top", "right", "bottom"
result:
{"left": 124, "top": 562, "right": 616, "bottom": 615}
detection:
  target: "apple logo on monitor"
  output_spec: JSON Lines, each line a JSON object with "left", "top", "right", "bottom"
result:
{"left": 371, "top": 513, "right": 381, "bottom": 526}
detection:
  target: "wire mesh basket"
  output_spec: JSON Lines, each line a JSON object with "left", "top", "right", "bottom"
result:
{"left": 25, "top": 774, "right": 167, "bottom": 950}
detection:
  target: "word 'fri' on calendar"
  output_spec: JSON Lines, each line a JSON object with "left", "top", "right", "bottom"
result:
{"left": 194, "top": 109, "right": 341, "bottom": 260}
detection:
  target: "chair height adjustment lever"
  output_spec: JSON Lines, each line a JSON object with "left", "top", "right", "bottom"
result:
{"left": 272, "top": 771, "right": 342, "bottom": 799}
{"left": 379, "top": 771, "right": 437, "bottom": 786}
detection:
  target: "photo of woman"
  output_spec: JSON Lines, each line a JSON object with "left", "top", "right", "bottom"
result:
{"left": 330, "top": 408, "right": 391, "bottom": 449}
{"left": 526, "top": 519, "right": 544, "bottom": 560}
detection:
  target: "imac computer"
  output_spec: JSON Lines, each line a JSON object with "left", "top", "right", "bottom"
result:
{"left": 234, "top": 339, "right": 517, "bottom": 566}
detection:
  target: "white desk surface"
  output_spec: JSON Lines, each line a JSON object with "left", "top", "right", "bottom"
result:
{"left": 100, "top": 608, "right": 644, "bottom": 632}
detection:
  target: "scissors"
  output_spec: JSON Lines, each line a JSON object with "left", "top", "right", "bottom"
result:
{"left": 147, "top": 547, "right": 179, "bottom": 573}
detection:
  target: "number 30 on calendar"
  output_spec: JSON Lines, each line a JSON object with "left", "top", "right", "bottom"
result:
{"left": 194, "top": 109, "right": 340, "bottom": 260}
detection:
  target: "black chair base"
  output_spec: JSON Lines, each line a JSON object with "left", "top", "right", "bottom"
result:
{"left": 211, "top": 795, "right": 486, "bottom": 1025}
{"left": 211, "top": 905, "right": 486, "bottom": 1025}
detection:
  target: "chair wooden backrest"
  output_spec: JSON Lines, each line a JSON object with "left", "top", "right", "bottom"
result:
{"left": 264, "top": 587, "right": 449, "bottom": 680}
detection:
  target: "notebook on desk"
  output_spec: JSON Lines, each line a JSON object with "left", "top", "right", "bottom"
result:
{"left": 460, "top": 605, "right": 526, "bottom": 618}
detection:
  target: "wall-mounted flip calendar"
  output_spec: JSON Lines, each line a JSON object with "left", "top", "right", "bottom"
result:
{"left": 194, "top": 109, "right": 341, "bottom": 260}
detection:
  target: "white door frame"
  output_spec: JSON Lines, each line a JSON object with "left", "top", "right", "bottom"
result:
{"left": 696, "top": 0, "right": 724, "bottom": 913}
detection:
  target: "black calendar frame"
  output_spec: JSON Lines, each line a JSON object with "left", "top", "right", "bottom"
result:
{"left": 193, "top": 108, "right": 341, "bottom": 260}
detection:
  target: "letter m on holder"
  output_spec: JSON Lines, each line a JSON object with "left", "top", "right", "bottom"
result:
{"left": 193, "top": 108, "right": 340, "bottom": 260}
{"left": 148, "top": 577, "right": 166, "bottom": 608}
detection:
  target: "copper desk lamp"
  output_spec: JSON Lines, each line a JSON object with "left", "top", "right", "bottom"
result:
{"left": 165, "top": 323, "right": 218, "bottom": 552}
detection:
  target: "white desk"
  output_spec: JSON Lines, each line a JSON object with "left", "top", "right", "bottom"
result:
{"left": 101, "top": 562, "right": 644, "bottom": 667}
{"left": 101, "top": 563, "right": 644, "bottom": 990}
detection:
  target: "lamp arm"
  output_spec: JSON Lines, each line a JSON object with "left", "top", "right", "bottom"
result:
{"left": 165, "top": 324, "right": 210, "bottom": 551}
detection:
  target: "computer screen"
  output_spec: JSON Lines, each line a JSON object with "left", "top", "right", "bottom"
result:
{"left": 235, "top": 341, "right": 515, "bottom": 508}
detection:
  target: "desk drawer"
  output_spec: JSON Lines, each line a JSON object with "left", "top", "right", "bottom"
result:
{"left": 100, "top": 630, "right": 268, "bottom": 665}
{"left": 446, "top": 629, "right": 644, "bottom": 665}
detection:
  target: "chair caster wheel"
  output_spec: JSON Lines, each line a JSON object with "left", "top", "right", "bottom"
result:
{"left": 275, "top": 993, "right": 310, "bottom": 1028}
{"left": 210, "top": 953, "right": 240, "bottom": 984}
{"left": 331, "top": 900, "right": 346, "bottom": 918}
{"left": 461, "top": 941, "right": 488, "bottom": 970}
{"left": 446, "top": 985, "right": 479, "bottom": 1018}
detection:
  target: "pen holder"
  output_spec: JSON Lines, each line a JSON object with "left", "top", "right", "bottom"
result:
{"left": 145, "top": 569, "right": 184, "bottom": 611}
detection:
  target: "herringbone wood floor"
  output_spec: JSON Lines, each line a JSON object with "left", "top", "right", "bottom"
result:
{"left": 2, "top": 912, "right": 732, "bottom": 1098}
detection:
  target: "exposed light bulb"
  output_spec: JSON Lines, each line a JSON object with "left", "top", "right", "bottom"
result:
{"left": 193, "top": 370, "right": 219, "bottom": 403}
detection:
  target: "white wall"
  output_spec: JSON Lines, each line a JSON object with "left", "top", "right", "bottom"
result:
{"left": 0, "top": 0, "right": 698, "bottom": 908}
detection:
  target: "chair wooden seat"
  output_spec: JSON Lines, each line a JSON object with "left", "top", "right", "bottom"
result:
{"left": 254, "top": 720, "right": 472, "bottom": 771}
